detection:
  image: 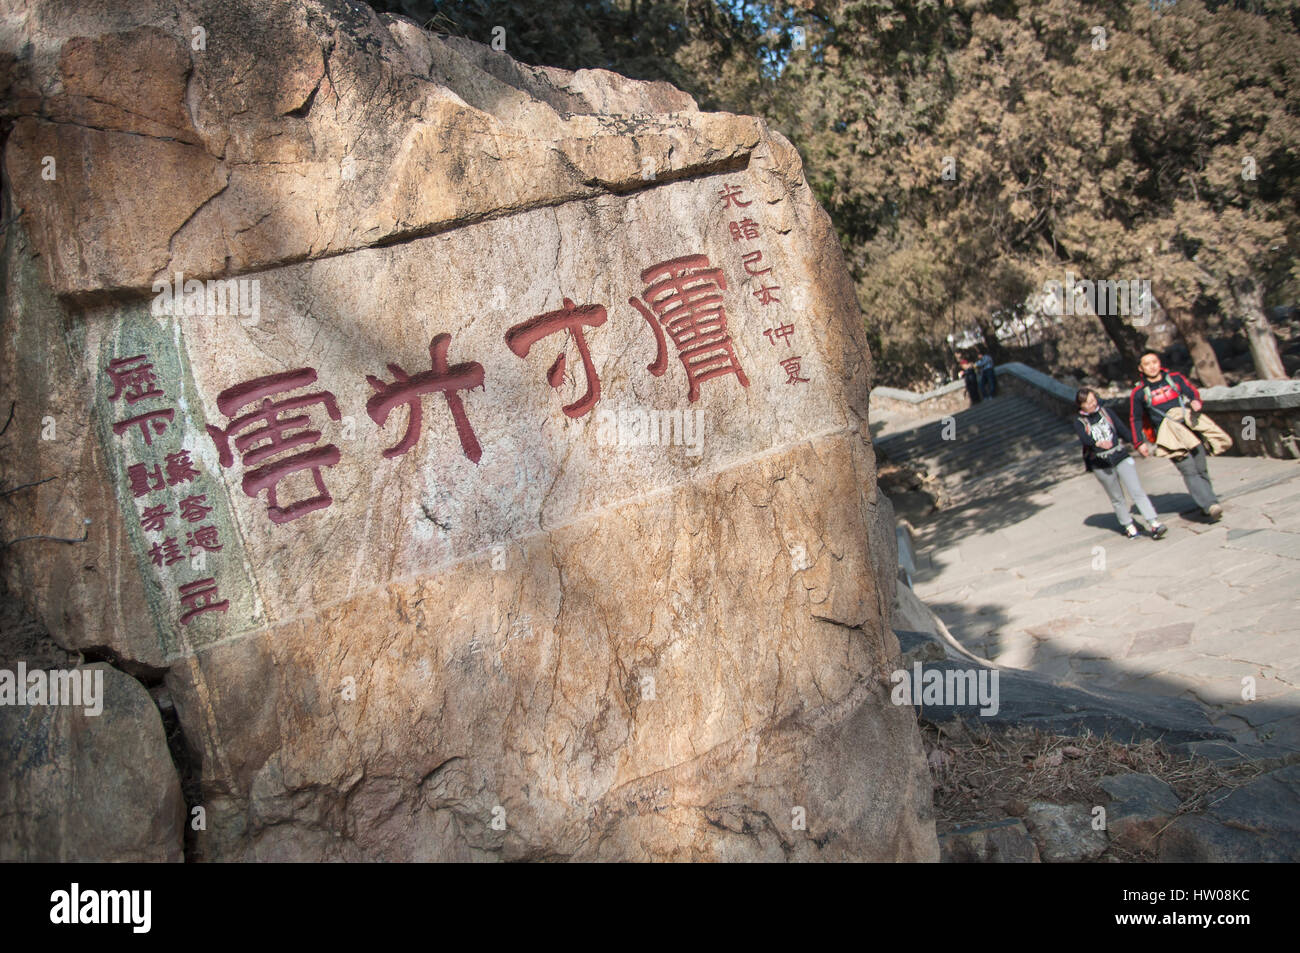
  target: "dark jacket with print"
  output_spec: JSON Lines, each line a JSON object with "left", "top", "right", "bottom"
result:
{"left": 1128, "top": 369, "right": 1201, "bottom": 445}
{"left": 1073, "top": 406, "right": 1135, "bottom": 471}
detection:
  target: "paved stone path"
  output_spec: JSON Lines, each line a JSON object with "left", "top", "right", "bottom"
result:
{"left": 910, "top": 454, "right": 1300, "bottom": 757}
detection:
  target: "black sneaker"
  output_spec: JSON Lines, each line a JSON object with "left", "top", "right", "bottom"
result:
{"left": 1123, "top": 523, "right": 1141, "bottom": 539}
{"left": 1149, "top": 522, "right": 1167, "bottom": 539}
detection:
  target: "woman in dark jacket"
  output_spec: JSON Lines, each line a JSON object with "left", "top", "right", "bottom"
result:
{"left": 1072, "top": 388, "right": 1167, "bottom": 539}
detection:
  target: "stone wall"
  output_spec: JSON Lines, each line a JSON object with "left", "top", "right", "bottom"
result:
{"left": 1199, "top": 381, "right": 1300, "bottom": 460}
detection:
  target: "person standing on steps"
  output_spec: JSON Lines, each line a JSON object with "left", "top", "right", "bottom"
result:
{"left": 961, "top": 355, "right": 982, "bottom": 404}
{"left": 1128, "top": 351, "right": 1224, "bottom": 522}
{"left": 1073, "top": 388, "right": 1167, "bottom": 539}
{"left": 976, "top": 351, "right": 996, "bottom": 400}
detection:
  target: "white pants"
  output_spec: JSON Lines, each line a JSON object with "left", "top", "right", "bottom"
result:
{"left": 1092, "top": 457, "right": 1158, "bottom": 527}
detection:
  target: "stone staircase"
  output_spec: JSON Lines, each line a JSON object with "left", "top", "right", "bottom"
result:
{"left": 875, "top": 394, "right": 1083, "bottom": 508}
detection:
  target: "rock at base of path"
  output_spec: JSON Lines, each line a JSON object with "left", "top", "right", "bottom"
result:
{"left": 0, "top": 663, "right": 184, "bottom": 862}
{"left": 1158, "top": 765, "right": 1300, "bottom": 862}
{"left": 916, "top": 662, "right": 1231, "bottom": 745}
{"left": 939, "top": 818, "right": 1040, "bottom": 863}
{"left": 1023, "top": 802, "right": 1109, "bottom": 863}
{"left": 1100, "top": 773, "right": 1181, "bottom": 853}
{"left": 895, "top": 630, "right": 947, "bottom": 667}
{"left": 1156, "top": 815, "right": 1294, "bottom": 863}
{"left": 1100, "top": 772, "right": 1182, "bottom": 810}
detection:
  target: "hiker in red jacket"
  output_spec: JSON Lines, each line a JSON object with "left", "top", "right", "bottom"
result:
{"left": 1128, "top": 352, "right": 1223, "bottom": 522}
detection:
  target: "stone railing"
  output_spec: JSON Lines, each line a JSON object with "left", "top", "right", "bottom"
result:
{"left": 870, "top": 380, "right": 970, "bottom": 419}
{"left": 991, "top": 363, "right": 1077, "bottom": 420}
{"left": 870, "top": 363, "right": 1076, "bottom": 421}
{"left": 1198, "top": 380, "right": 1300, "bottom": 460}
{"left": 871, "top": 365, "right": 1300, "bottom": 459}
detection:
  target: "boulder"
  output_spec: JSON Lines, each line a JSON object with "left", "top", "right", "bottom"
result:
{"left": 1023, "top": 801, "right": 1109, "bottom": 863}
{"left": 0, "top": 663, "right": 185, "bottom": 862}
{"left": 1158, "top": 765, "right": 1300, "bottom": 862}
{"left": 0, "top": 1, "right": 934, "bottom": 860}
{"left": 939, "top": 818, "right": 1040, "bottom": 863}
{"left": 1099, "top": 772, "right": 1181, "bottom": 853}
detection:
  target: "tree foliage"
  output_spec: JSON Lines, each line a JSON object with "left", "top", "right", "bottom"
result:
{"left": 781, "top": 0, "right": 1299, "bottom": 386}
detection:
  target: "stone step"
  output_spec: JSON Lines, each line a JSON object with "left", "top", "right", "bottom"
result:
{"left": 878, "top": 399, "right": 1072, "bottom": 460}
{"left": 877, "top": 402, "right": 1050, "bottom": 437}
{"left": 877, "top": 399, "right": 1062, "bottom": 453}
{"left": 876, "top": 393, "right": 1088, "bottom": 507}
{"left": 940, "top": 450, "right": 1082, "bottom": 505}
{"left": 887, "top": 432, "right": 1078, "bottom": 476}
{"left": 915, "top": 427, "right": 1077, "bottom": 462}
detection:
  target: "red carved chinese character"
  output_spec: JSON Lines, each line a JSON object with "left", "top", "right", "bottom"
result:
{"left": 139, "top": 503, "right": 172, "bottom": 533}
{"left": 630, "top": 255, "right": 750, "bottom": 402}
{"left": 742, "top": 250, "right": 771, "bottom": 276}
{"left": 186, "top": 525, "right": 222, "bottom": 552}
{"left": 779, "top": 355, "right": 810, "bottom": 384}
{"left": 206, "top": 368, "right": 341, "bottom": 525}
{"left": 112, "top": 408, "right": 174, "bottom": 447}
{"left": 506, "top": 298, "right": 608, "bottom": 419}
{"left": 719, "top": 184, "right": 752, "bottom": 208}
{"left": 127, "top": 462, "right": 165, "bottom": 498}
{"left": 753, "top": 284, "right": 781, "bottom": 306}
{"left": 366, "top": 334, "right": 485, "bottom": 462}
{"left": 165, "top": 449, "right": 201, "bottom": 486}
{"left": 104, "top": 355, "right": 165, "bottom": 404}
{"left": 178, "top": 494, "right": 213, "bottom": 523}
{"left": 728, "top": 219, "right": 760, "bottom": 242}
{"left": 178, "top": 578, "right": 229, "bottom": 624}
{"left": 763, "top": 324, "right": 796, "bottom": 346}
{"left": 147, "top": 536, "right": 185, "bottom": 566}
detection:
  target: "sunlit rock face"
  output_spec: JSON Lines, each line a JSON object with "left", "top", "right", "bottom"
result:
{"left": 0, "top": 0, "right": 936, "bottom": 861}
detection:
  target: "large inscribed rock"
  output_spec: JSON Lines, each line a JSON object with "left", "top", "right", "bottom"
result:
{"left": 0, "top": 0, "right": 936, "bottom": 861}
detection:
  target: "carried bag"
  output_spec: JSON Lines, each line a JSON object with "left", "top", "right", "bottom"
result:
{"left": 1153, "top": 415, "right": 1200, "bottom": 460}
{"left": 1144, "top": 374, "right": 1231, "bottom": 457}
{"left": 1165, "top": 406, "right": 1232, "bottom": 456}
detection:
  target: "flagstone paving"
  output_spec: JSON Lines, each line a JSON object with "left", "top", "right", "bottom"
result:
{"left": 908, "top": 455, "right": 1300, "bottom": 756}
